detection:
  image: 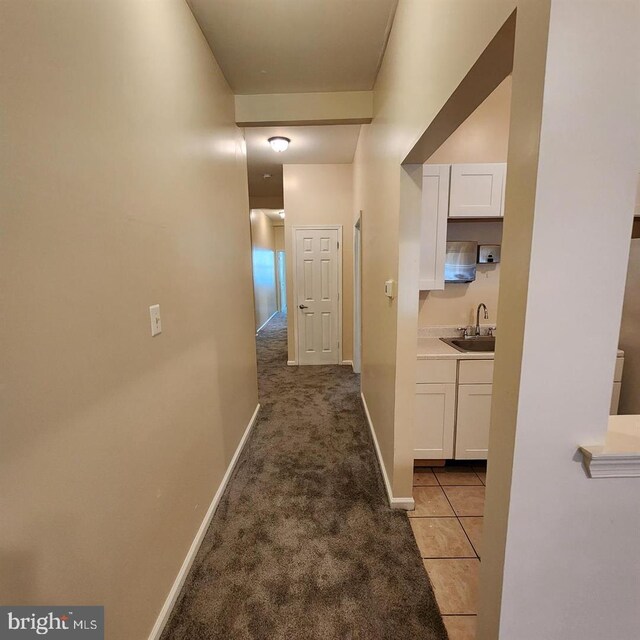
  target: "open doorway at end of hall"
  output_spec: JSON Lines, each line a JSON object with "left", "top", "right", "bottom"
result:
{"left": 276, "top": 251, "right": 287, "bottom": 314}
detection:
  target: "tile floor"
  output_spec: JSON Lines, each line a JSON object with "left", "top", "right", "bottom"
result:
{"left": 409, "top": 463, "right": 486, "bottom": 640}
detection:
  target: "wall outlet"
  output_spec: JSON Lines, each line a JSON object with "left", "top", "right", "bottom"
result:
{"left": 149, "top": 304, "right": 162, "bottom": 336}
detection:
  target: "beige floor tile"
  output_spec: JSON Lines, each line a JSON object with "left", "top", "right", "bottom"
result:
{"left": 424, "top": 558, "right": 480, "bottom": 615}
{"left": 434, "top": 467, "right": 482, "bottom": 486}
{"left": 460, "top": 517, "right": 483, "bottom": 558}
{"left": 410, "top": 486, "right": 455, "bottom": 517}
{"left": 410, "top": 517, "right": 475, "bottom": 558}
{"left": 413, "top": 469, "right": 438, "bottom": 486}
{"left": 442, "top": 486, "right": 485, "bottom": 517}
{"left": 443, "top": 615, "right": 477, "bottom": 640}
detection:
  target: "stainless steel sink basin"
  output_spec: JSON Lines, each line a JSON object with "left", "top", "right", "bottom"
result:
{"left": 440, "top": 336, "right": 496, "bottom": 353}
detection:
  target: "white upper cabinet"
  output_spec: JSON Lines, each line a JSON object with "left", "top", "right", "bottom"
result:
{"left": 419, "top": 164, "right": 450, "bottom": 290}
{"left": 449, "top": 163, "right": 507, "bottom": 218}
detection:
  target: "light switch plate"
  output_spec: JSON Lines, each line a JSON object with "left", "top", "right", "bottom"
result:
{"left": 149, "top": 304, "right": 161, "bottom": 336}
{"left": 384, "top": 279, "right": 396, "bottom": 299}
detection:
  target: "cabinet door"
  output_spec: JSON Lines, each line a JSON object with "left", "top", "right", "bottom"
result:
{"left": 414, "top": 383, "right": 455, "bottom": 459}
{"left": 419, "top": 164, "right": 450, "bottom": 290}
{"left": 455, "top": 384, "right": 492, "bottom": 460}
{"left": 449, "top": 163, "right": 506, "bottom": 218}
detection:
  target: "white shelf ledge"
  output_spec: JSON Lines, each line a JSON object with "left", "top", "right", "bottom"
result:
{"left": 580, "top": 415, "right": 640, "bottom": 478}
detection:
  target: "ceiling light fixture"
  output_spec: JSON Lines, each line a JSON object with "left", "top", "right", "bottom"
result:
{"left": 268, "top": 136, "right": 290, "bottom": 152}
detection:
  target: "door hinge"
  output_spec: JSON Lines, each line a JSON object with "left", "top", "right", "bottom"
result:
{"left": 337, "top": 241, "right": 340, "bottom": 249}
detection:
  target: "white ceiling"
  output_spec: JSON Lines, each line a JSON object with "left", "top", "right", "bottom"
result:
{"left": 187, "top": 0, "right": 398, "bottom": 94}
{"left": 245, "top": 125, "right": 361, "bottom": 203}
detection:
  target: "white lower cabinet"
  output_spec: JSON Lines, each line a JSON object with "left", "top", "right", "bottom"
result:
{"left": 413, "top": 354, "right": 624, "bottom": 461}
{"left": 414, "top": 383, "right": 456, "bottom": 459}
{"left": 455, "top": 384, "right": 492, "bottom": 460}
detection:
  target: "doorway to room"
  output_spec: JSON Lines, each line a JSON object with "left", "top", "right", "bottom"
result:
{"left": 276, "top": 251, "right": 287, "bottom": 313}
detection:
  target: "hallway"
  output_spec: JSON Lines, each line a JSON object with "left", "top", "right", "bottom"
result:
{"left": 161, "top": 313, "right": 446, "bottom": 640}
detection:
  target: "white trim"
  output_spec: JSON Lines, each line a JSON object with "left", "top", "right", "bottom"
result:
{"left": 291, "top": 225, "right": 343, "bottom": 366}
{"left": 353, "top": 216, "right": 362, "bottom": 374}
{"left": 255, "top": 311, "right": 278, "bottom": 334}
{"left": 360, "top": 393, "right": 415, "bottom": 511}
{"left": 148, "top": 403, "right": 261, "bottom": 640}
{"left": 341, "top": 360, "right": 353, "bottom": 367}
{"left": 287, "top": 360, "right": 298, "bottom": 366}
{"left": 579, "top": 446, "right": 640, "bottom": 478}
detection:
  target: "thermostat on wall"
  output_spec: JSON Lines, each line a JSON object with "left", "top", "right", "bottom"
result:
{"left": 384, "top": 279, "right": 396, "bottom": 299}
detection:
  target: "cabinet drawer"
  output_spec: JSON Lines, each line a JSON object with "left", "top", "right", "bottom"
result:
{"left": 614, "top": 357, "right": 624, "bottom": 383}
{"left": 416, "top": 359, "right": 457, "bottom": 384}
{"left": 458, "top": 359, "right": 494, "bottom": 384}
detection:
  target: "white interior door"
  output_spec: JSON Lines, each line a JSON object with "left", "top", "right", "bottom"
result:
{"left": 295, "top": 227, "right": 340, "bottom": 365}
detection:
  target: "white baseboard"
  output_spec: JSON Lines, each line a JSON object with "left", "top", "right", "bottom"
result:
{"left": 360, "top": 393, "right": 415, "bottom": 511}
{"left": 148, "top": 403, "right": 261, "bottom": 640}
{"left": 341, "top": 360, "right": 353, "bottom": 367}
{"left": 256, "top": 311, "right": 278, "bottom": 334}
{"left": 287, "top": 360, "right": 297, "bottom": 366}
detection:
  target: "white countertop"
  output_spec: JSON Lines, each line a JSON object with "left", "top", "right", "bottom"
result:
{"left": 417, "top": 336, "right": 624, "bottom": 361}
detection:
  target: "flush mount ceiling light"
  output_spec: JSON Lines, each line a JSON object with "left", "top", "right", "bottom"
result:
{"left": 268, "top": 136, "right": 290, "bottom": 152}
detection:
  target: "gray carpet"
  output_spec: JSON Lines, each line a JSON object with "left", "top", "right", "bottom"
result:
{"left": 160, "top": 313, "right": 447, "bottom": 640}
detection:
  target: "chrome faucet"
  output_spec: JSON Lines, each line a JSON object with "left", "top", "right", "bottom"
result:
{"left": 476, "top": 303, "right": 488, "bottom": 336}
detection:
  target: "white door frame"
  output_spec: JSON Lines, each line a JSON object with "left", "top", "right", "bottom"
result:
{"left": 353, "top": 215, "right": 362, "bottom": 374}
{"left": 291, "top": 225, "right": 343, "bottom": 365}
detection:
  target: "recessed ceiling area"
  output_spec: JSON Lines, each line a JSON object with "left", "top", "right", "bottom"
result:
{"left": 257, "top": 209, "right": 286, "bottom": 223}
{"left": 186, "top": 0, "right": 398, "bottom": 94}
{"left": 246, "top": 125, "right": 361, "bottom": 208}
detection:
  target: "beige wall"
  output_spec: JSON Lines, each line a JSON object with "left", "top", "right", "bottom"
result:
{"left": 283, "top": 164, "right": 354, "bottom": 363}
{"left": 618, "top": 238, "right": 640, "bottom": 414}
{"left": 427, "top": 75, "right": 512, "bottom": 165}
{"left": 0, "top": 2, "right": 258, "bottom": 639}
{"left": 235, "top": 91, "right": 373, "bottom": 126}
{"left": 250, "top": 210, "right": 278, "bottom": 330}
{"left": 353, "top": 0, "right": 516, "bottom": 496}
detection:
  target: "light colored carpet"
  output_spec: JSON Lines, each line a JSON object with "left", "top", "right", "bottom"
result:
{"left": 161, "top": 313, "right": 447, "bottom": 639}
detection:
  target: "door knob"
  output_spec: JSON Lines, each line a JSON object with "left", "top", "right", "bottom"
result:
{"left": 299, "top": 304, "right": 308, "bottom": 309}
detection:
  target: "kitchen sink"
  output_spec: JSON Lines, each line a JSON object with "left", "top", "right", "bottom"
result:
{"left": 440, "top": 336, "right": 496, "bottom": 353}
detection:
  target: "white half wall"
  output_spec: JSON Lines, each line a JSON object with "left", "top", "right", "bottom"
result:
{"left": 479, "top": 1, "right": 640, "bottom": 637}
